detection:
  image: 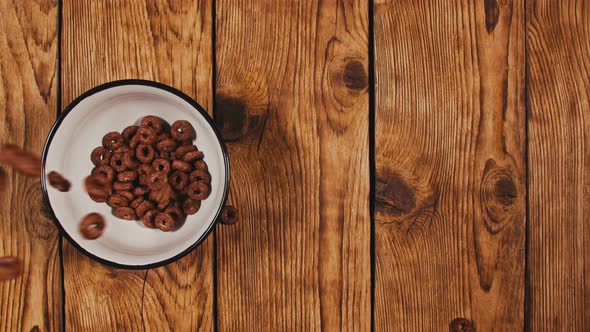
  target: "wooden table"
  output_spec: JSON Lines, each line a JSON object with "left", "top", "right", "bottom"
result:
{"left": 0, "top": 0, "right": 588, "bottom": 330}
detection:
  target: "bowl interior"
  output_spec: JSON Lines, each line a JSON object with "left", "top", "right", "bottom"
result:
{"left": 43, "top": 83, "right": 228, "bottom": 267}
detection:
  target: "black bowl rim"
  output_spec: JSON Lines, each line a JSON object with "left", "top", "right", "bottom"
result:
{"left": 41, "top": 79, "right": 230, "bottom": 270}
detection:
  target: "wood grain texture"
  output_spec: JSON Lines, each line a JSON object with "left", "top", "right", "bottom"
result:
{"left": 374, "top": 0, "right": 526, "bottom": 330}
{"left": 527, "top": 0, "right": 590, "bottom": 329}
{"left": 62, "top": 0, "right": 213, "bottom": 330}
{"left": 215, "top": 0, "right": 370, "bottom": 330}
{"left": 0, "top": 0, "right": 61, "bottom": 331}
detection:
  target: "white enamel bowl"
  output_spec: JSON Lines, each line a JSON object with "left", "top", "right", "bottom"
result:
{"left": 41, "top": 80, "right": 229, "bottom": 269}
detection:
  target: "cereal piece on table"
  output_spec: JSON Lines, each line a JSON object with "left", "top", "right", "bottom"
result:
{"left": 47, "top": 171, "right": 71, "bottom": 192}
{"left": 79, "top": 213, "right": 106, "bottom": 240}
{"left": 219, "top": 205, "right": 238, "bottom": 225}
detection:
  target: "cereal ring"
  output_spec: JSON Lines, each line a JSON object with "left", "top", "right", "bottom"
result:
{"left": 107, "top": 194, "right": 129, "bottom": 208}
{"left": 169, "top": 171, "right": 188, "bottom": 190}
{"left": 141, "top": 115, "right": 165, "bottom": 133}
{"left": 175, "top": 145, "right": 197, "bottom": 159}
{"left": 148, "top": 171, "right": 167, "bottom": 189}
{"left": 79, "top": 213, "right": 106, "bottom": 240}
{"left": 91, "top": 147, "right": 112, "bottom": 166}
{"left": 129, "top": 135, "right": 140, "bottom": 148}
{"left": 116, "top": 190, "right": 135, "bottom": 201}
{"left": 183, "top": 150, "right": 204, "bottom": 162}
{"left": 156, "top": 139, "right": 177, "bottom": 153}
{"left": 0, "top": 144, "right": 41, "bottom": 177}
{"left": 164, "top": 205, "right": 185, "bottom": 223}
{"left": 113, "top": 207, "right": 136, "bottom": 220}
{"left": 172, "top": 160, "right": 192, "bottom": 172}
{"left": 135, "top": 200, "right": 154, "bottom": 218}
{"left": 114, "top": 145, "right": 132, "bottom": 155}
{"left": 47, "top": 171, "right": 71, "bottom": 192}
{"left": 136, "top": 127, "right": 157, "bottom": 144}
{"left": 141, "top": 209, "right": 158, "bottom": 228}
{"left": 113, "top": 181, "right": 134, "bottom": 191}
{"left": 92, "top": 166, "right": 115, "bottom": 182}
{"left": 85, "top": 175, "right": 111, "bottom": 202}
{"left": 152, "top": 158, "right": 171, "bottom": 174}
{"left": 193, "top": 160, "right": 208, "bottom": 172}
{"left": 109, "top": 152, "right": 127, "bottom": 172}
{"left": 155, "top": 213, "right": 175, "bottom": 232}
{"left": 130, "top": 197, "right": 144, "bottom": 209}
{"left": 123, "top": 150, "right": 139, "bottom": 169}
{"left": 122, "top": 125, "right": 139, "bottom": 142}
{"left": 189, "top": 170, "right": 211, "bottom": 184}
{"left": 117, "top": 170, "right": 137, "bottom": 182}
{"left": 184, "top": 181, "right": 210, "bottom": 200}
{"left": 170, "top": 120, "right": 196, "bottom": 141}
{"left": 219, "top": 205, "right": 238, "bottom": 225}
{"left": 182, "top": 198, "right": 201, "bottom": 215}
{"left": 156, "top": 133, "right": 169, "bottom": 142}
{"left": 133, "top": 186, "right": 150, "bottom": 196}
{"left": 102, "top": 132, "right": 124, "bottom": 150}
{"left": 136, "top": 144, "right": 155, "bottom": 164}
{"left": 138, "top": 165, "right": 152, "bottom": 185}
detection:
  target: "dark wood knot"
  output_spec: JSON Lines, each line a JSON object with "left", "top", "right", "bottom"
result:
{"left": 215, "top": 95, "right": 249, "bottom": 141}
{"left": 376, "top": 173, "right": 416, "bottom": 216}
{"left": 480, "top": 159, "right": 519, "bottom": 234}
{"left": 484, "top": 0, "right": 500, "bottom": 32}
{"left": 25, "top": 182, "right": 57, "bottom": 240}
{"left": 342, "top": 59, "right": 368, "bottom": 91}
{"left": 449, "top": 318, "right": 474, "bottom": 332}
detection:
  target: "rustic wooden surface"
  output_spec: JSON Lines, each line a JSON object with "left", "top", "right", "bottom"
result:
{"left": 0, "top": 0, "right": 61, "bottom": 332}
{"left": 214, "top": 0, "right": 370, "bottom": 330}
{"left": 61, "top": 0, "right": 213, "bottom": 331}
{"left": 374, "top": 0, "right": 526, "bottom": 330}
{"left": 0, "top": 0, "right": 588, "bottom": 330}
{"left": 527, "top": 0, "right": 590, "bottom": 330}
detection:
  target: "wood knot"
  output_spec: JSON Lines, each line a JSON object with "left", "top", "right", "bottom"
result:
{"left": 449, "top": 318, "right": 474, "bottom": 332}
{"left": 376, "top": 168, "right": 439, "bottom": 235}
{"left": 215, "top": 95, "right": 249, "bottom": 141}
{"left": 480, "top": 159, "right": 519, "bottom": 234}
{"left": 484, "top": 0, "right": 500, "bottom": 32}
{"left": 342, "top": 60, "right": 368, "bottom": 91}
{"left": 376, "top": 173, "right": 415, "bottom": 216}
{"left": 24, "top": 181, "right": 56, "bottom": 241}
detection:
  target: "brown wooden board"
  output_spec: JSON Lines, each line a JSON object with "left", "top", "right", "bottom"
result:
{"left": 374, "top": 0, "right": 526, "bottom": 330}
{"left": 0, "top": 0, "right": 61, "bottom": 331}
{"left": 61, "top": 0, "right": 213, "bottom": 330}
{"left": 214, "top": 0, "right": 371, "bottom": 330}
{"left": 527, "top": 0, "right": 590, "bottom": 329}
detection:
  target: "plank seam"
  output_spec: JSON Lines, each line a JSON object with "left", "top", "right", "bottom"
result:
{"left": 211, "top": 0, "right": 219, "bottom": 331}
{"left": 523, "top": 0, "right": 531, "bottom": 329}
{"left": 368, "top": 0, "right": 376, "bottom": 331}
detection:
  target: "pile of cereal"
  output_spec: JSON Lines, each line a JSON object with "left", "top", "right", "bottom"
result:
{"left": 85, "top": 116, "right": 211, "bottom": 232}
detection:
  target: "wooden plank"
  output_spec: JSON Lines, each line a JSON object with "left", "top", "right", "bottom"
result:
{"left": 61, "top": 0, "right": 213, "bottom": 330}
{"left": 374, "top": 0, "right": 526, "bottom": 330}
{"left": 0, "top": 0, "right": 61, "bottom": 331}
{"left": 215, "top": 0, "right": 370, "bottom": 330}
{"left": 527, "top": 0, "right": 590, "bottom": 329}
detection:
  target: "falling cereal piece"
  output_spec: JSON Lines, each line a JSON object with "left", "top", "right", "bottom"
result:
{"left": 0, "top": 256, "right": 22, "bottom": 281}
{"left": 79, "top": 213, "right": 106, "bottom": 240}
{"left": 0, "top": 167, "right": 7, "bottom": 192}
{"left": 47, "top": 171, "right": 71, "bottom": 192}
{"left": 0, "top": 144, "right": 41, "bottom": 177}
